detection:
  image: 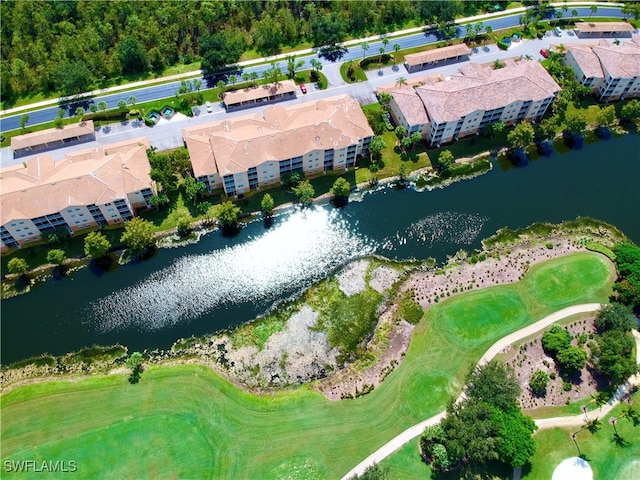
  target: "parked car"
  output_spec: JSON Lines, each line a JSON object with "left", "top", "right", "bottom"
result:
{"left": 540, "top": 48, "right": 550, "bottom": 58}
{"left": 299, "top": 83, "right": 307, "bottom": 94}
{"left": 555, "top": 26, "right": 562, "bottom": 36}
{"left": 205, "top": 101, "right": 212, "bottom": 113}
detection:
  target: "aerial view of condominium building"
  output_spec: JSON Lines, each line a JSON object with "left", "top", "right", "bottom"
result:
{"left": 385, "top": 58, "right": 561, "bottom": 147}
{"left": 1, "top": 138, "right": 154, "bottom": 251}
{"left": 564, "top": 35, "right": 640, "bottom": 102}
{"left": 182, "top": 94, "right": 374, "bottom": 196}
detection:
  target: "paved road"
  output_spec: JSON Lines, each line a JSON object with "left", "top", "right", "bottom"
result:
{"left": 0, "top": 3, "right": 626, "bottom": 132}
{"left": 339, "top": 303, "right": 609, "bottom": 480}
{"left": 2, "top": 26, "right": 634, "bottom": 170}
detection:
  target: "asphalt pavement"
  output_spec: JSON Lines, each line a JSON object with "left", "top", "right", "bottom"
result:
{"left": 0, "top": 4, "right": 626, "bottom": 132}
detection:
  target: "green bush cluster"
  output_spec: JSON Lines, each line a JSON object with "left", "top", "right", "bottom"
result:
{"left": 398, "top": 294, "right": 424, "bottom": 325}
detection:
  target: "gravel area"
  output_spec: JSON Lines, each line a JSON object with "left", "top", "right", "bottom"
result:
{"left": 369, "top": 266, "right": 402, "bottom": 294}
{"left": 226, "top": 306, "right": 339, "bottom": 387}
{"left": 336, "top": 259, "right": 369, "bottom": 296}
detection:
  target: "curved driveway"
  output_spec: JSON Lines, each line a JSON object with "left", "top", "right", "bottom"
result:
{"left": 340, "top": 303, "right": 608, "bottom": 480}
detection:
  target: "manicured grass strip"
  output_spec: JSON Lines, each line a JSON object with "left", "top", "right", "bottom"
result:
{"left": 0, "top": 253, "right": 614, "bottom": 479}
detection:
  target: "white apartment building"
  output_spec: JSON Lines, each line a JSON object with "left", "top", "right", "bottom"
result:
{"left": 0, "top": 138, "right": 155, "bottom": 251}
{"left": 564, "top": 36, "right": 640, "bottom": 103}
{"left": 387, "top": 59, "right": 561, "bottom": 147}
{"left": 182, "top": 95, "right": 374, "bottom": 197}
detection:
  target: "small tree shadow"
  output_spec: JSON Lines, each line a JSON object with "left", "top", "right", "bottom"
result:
{"left": 128, "top": 365, "right": 143, "bottom": 384}
{"left": 612, "top": 433, "right": 629, "bottom": 448}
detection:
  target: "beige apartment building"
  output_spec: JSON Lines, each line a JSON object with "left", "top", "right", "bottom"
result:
{"left": 1, "top": 138, "right": 155, "bottom": 251}
{"left": 564, "top": 36, "right": 640, "bottom": 103}
{"left": 386, "top": 59, "right": 560, "bottom": 147}
{"left": 182, "top": 95, "right": 374, "bottom": 197}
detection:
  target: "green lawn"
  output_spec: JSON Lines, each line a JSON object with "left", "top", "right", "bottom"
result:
{"left": 0, "top": 253, "right": 615, "bottom": 479}
{"left": 384, "top": 398, "right": 640, "bottom": 480}
{"left": 524, "top": 400, "right": 640, "bottom": 480}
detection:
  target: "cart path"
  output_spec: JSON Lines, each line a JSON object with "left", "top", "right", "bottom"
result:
{"left": 340, "top": 303, "right": 623, "bottom": 480}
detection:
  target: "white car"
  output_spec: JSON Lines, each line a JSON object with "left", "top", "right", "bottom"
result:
{"left": 205, "top": 101, "right": 212, "bottom": 113}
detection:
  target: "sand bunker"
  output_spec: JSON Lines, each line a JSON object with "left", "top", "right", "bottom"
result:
{"left": 551, "top": 457, "right": 593, "bottom": 480}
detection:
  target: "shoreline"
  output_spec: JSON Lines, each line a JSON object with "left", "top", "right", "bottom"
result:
{"left": 2, "top": 119, "right": 635, "bottom": 297}
{"left": 1, "top": 218, "right": 627, "bottom": 397}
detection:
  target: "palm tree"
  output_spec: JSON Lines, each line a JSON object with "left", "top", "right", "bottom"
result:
{"left": 393, "top": 43, "right": 401, "bottom": 64}
{"left": 395, "top": 76, "right": 407, "bottom": 87}
{"left": 117, "top": 100, "right": 127, "bottom": 109}
{"left": 249, "top": 72, "right": 259, "bottom": 86}
{"left": 590, "top": 391, "right": 608, "bottom": 409}
{"left": 97, "top": 101, "right": 107, "bottom": 120}
{"left": 465, "top": 23, "right": 474, "bottom": 44}
{"left": 619, "top": 404, "right": 640, "bottom": 426}
{"left": 127, "top": 96, "right": 137, "bottom": 110}
{"left": 590, "top": 5, "right": 597, "bottom": 17}
{"left": 242, "top": 72, "right": 250, "bottom": 84}
{"left": 571, "top": 433, "right": 582, "bottom": 457}
{"left": 378, "top": 47, "right": 385, "bottom": 68}
{"left": 585, "top": 417, "right": 603, "bottom": 434}
{"left": 382, "top": 37, "right": 389, "bottom": 52}
{"left": 361, "top": 41, "right": 369, "bottom": 60}
{"left": 229, "top": 74, "right": 237, "bottom": 85}
{"left": 571, "top": 9, "right": 578, "bottom": 21}
{"left": 581, "top": 404, "right": 590, "bottom": 423}
{"left": 610, "top": 416, "right": 619, "bottom": 437}
{"left": 474, "top": 21, "right": 484, "bottom": 38}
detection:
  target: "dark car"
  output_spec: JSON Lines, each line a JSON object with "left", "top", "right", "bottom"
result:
{"left": 540, "top": 48, "right": 550, "bottom": 58}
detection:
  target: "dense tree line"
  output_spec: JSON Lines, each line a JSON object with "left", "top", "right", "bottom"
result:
{"left": 612, "top": 242, "right": 640, "bottom": 311}
{"left": 1, "top": 0, "right": 508, "bottom": 100}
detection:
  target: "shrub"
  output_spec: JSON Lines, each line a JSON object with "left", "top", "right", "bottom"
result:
{"left": 398, "top": 295, "right": 424, "bottom": 324}
{"left": 541, "top": 325, "right": 571, "bottom": 354}
{"left": 556, "top": 345, "right": 588, "bottom": 373}
{"left": 497, "top": 40, "right": 510, "bottom": 50}
{"left": 529, "top": 370, "right": 549, "bottom": 395}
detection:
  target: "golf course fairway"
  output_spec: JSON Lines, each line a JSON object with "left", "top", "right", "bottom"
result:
{"left": 1, "top": 252, "right": 614, "bottom": 479}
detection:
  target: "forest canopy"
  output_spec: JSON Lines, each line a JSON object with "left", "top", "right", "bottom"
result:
{"left": 1, "top": 0, "right": 508, "bottom": 101}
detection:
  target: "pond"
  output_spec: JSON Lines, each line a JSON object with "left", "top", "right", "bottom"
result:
{"left": 1, "top": 134, "right": 639, "bottom": 364}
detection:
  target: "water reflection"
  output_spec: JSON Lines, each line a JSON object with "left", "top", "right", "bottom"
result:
{"left": 380, "top": 212, "right": 488, "bottom": 252}
{"left": 90, "top": 208, "right": 377, "bottom": 332}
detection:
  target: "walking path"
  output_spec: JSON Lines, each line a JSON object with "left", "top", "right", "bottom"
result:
{"left": 340, "top": 303, "right": 640, "bottom": 480}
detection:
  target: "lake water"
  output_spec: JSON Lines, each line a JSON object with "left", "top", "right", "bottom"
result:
{"left": 2, "top": 134, "right": 639, "bottom": 364}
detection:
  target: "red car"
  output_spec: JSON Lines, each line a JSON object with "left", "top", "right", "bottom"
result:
{"left": 540, "top": 48, "right": 550, "bottom": 58}
{"left": 300, "top": 83, "right": 307, "bottom": 94}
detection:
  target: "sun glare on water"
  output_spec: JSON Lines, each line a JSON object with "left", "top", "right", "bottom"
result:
{"left": 91, "top": 208, "right": 376, "bottom": 332}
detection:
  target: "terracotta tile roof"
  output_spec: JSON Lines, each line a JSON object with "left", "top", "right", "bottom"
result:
{"left": 568, "top": 36, "right": 640, "bottom": 79}
{"left": 575, "top": 22, "right": 635, "bottom": 34}
{"left": 389, "top": 86, "right": 429, "bottom": 125}
{"left": 592, "top": 38, "right": 640, "bottom": 78}
{"left": 404, "top": 44, "right": 471, "bottom": 67}
{"left": 1, "top": 138, "right": 152, "bottom": 225}
{"left": 223, "top": 80, "right": 297, "bottom": 106}
{"left": 182, "top": 95, "right": 374, "bottom": 177}
{"left": 566, "top": 44, "right": 605, "bottom": 78}
{"left": 412, "top": 60, "right": 560, "bottom": 124}
{"left": 10, "top": 121, "right": 95, "bottom": 150}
